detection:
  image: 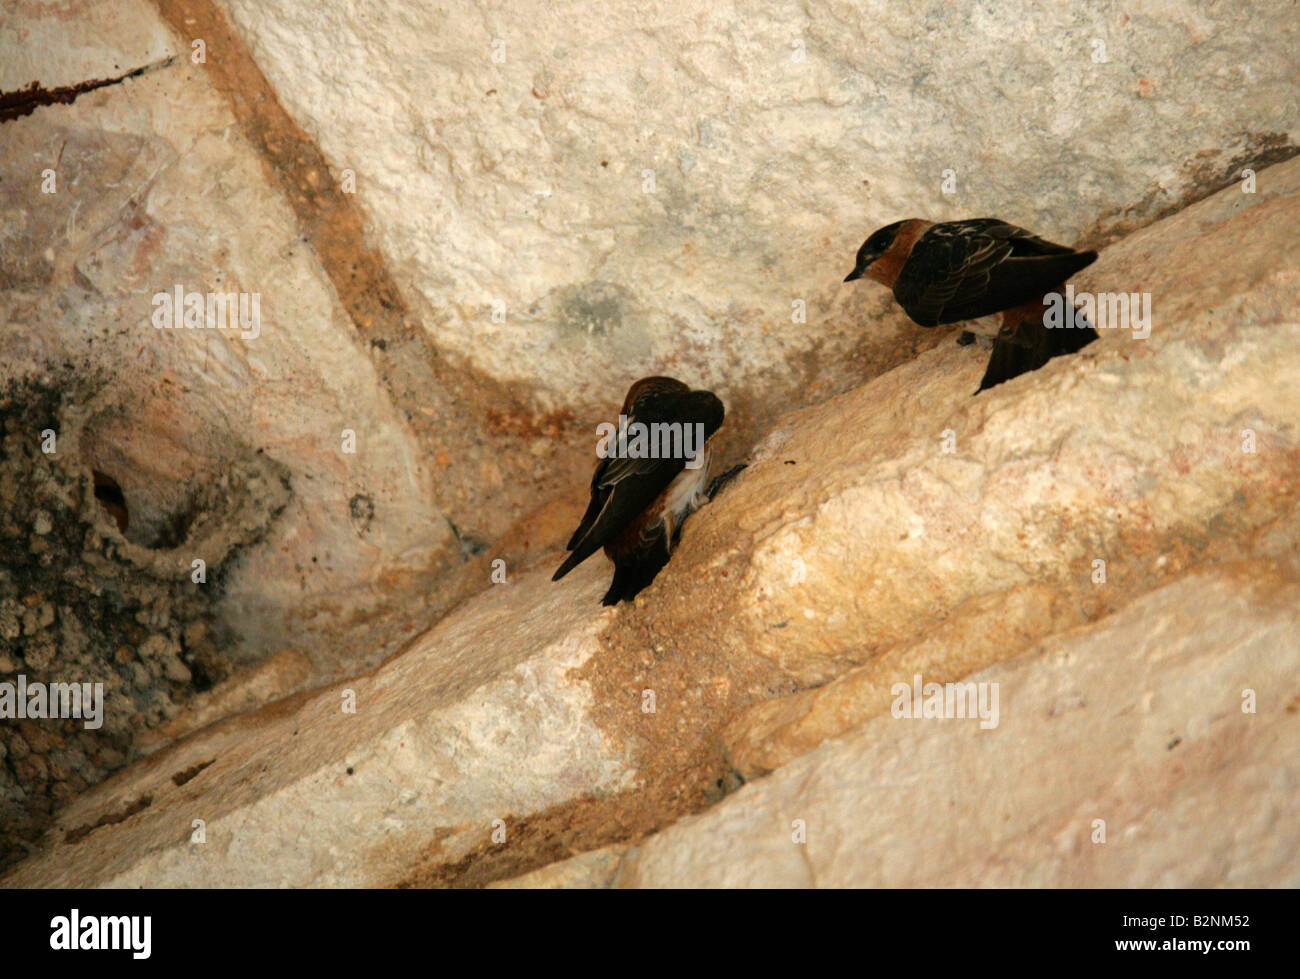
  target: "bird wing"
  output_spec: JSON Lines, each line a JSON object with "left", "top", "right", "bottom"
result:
{"left": 553, "top": 389, "right": 724, "bottom": 581}
{"left": 895, "top": 220, "right": 1095, "bottom": 326}
{"left": 893, "top": 222, "right": 1016, "bottom": 326}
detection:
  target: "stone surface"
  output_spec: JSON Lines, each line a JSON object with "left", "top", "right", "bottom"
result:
{"left": 0, "top": 0, "right": 619, "bottom": 865}
{"left": 1, "top": 569, "right": 629, "bottom": 887}
{"left": 3, "top": 1, "right": 1299, "bottom": 889}
{"left": 215, "top": 0, "right": 1298, "bottom": 409}
{"left": 585, "top": 565, "right": 1300, "bottom": 887}
{"left": 0, "top": 0, "right": 176, "bottom": 92}
{"left": 629, "top": 155, "right": 1300, "bottom": 692}
{"left": 489, "top": 843, "right": 632, "bottom": 889}
{"left": 0, "top": 12, "right": 450, "bottom": 673}
{"left": 6, "top": 160, "right": 1299, "bottom": 889}
{"left": 723, "top": 583, "right": 1067, "bottom": 778}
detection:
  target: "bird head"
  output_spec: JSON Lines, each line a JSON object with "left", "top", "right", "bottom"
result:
{"left": 843, "top": 220, "right": 911, "bottom": 282}
{"left": 621, "top": 375, "right": 689, "bottom": 415}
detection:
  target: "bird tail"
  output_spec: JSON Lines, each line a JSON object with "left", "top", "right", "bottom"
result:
{"left": 600, "top": 551, "right": 671, "bottom": 605}
{"left": 1046, "top": 302, "right": 1099, "bottom": 356}
{"left": 552, "top": 548, "right": 586, "bottom": 582}
{"left": 600, "top": 565, "right": 636, "bottom": 606}
{"left": 977, "top": 292, "right": 1098, "bottom": 392}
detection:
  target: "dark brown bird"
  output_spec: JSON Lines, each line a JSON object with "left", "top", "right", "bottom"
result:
{"left": 844, "top": 218, "right": 1099, "bottom": 391}
{"left": 553, "top": 376, "right": 741, "bottom": 606}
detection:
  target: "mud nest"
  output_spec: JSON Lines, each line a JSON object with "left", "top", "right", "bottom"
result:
{"left": 0, "top": 379, "right": 239, "bottom": 871}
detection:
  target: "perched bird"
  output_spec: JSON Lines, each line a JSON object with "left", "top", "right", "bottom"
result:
{"left": 553, "top": 376, "right": 741, "bottom": 606}
{"left": 844, "top": 218, "right": 1099, "bottom": 391}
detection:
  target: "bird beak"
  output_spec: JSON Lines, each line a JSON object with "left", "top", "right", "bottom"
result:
{"left": 843, "top": 269, "right": 862, "bottom": 283}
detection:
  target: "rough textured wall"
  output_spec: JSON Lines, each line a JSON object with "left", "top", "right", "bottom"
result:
{"left": 0, "top": 27, "right": 449, "bottom": 666}
{"left": 1, "top": 0, "right": 1298, "bottom": 887}
{"left": 1, "top": 0, "right": 455, "bottom": 861}
{"left": 7, "top": 160, "right": 1298, "bottom": 888}
{"left": 217, "top": 0, "right": 1298, "bottom": 408}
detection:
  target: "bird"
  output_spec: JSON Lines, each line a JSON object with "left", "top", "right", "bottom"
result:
{"left": 552, "top": 376, "right": 742, "bottom": 606}
{"left": 843, "top": 218, "right": 1099, "bottom": 391}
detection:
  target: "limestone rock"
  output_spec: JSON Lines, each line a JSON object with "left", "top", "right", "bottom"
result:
{"left": 723, "top": 583, "right": 1068, "bottom": 778}
{"left": 0, "top": 0, "right": 176, "bottom": 93}
{"left": 0, "top": 571, "right": 629, "bottom": 887}
{"left": 613, "top": 565, "right": 1300, "bottom": 887}
{"left": 632, "top": 155, "right": 1300, "bottom": 689}
{"left": 215, "top": 0, "right": 1298, "bottom": 408}
{"left": 506, "top": 564, "right": 1300, "bottom": 887}
{"left": 0, "top": 13, "right": 450, "bottom": 674}
{"left": 8, "top": 160, "right": 1299, "bottom": 889}
{"left": 3, "top": 0, "right": 1299, "bottom": 891}
{"left": 488, "top": 844, "right": 633, "bottom": 890}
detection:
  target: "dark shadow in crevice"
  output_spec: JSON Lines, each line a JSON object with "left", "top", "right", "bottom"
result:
{"left": 0, "top": 59, "right": 176, "bottom": 124}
